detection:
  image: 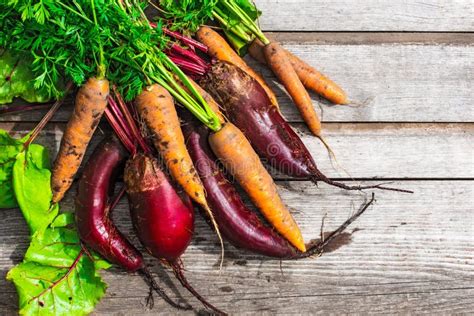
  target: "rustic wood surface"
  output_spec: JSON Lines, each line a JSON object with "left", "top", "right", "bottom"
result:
{"left": 1, "top": 1, "right": 473, "bottom": 315}
{"left": 256, "top": 0, "right": 474, "bottom": 32}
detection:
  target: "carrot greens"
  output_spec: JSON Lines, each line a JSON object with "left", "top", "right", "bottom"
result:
{"left": 1, "top": 0, "right": 221, "bottom": 131}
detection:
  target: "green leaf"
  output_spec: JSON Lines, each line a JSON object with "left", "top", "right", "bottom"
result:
{"left": 7, "top": 257, "right": 107, "bottom": 316}
{"left": 234, "top": 0, "right": 261, "bottom": 20}
{"left": 12, "top": 144, "right": 58, "bottom": 234}
{"left": 0, "top": 50, "right": 52, "bottom": 105}
{"left": 0, "top": 129, "right": 26, "bottom": 208}
{"left": 7, "top": 210, "right": 110, "bottom": 316}
{"left": 25, "top": 224, "right": 111, "bottom": 273}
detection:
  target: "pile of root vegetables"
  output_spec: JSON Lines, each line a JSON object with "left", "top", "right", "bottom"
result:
{"left": 1, "top": 1, "right": 412, "bottom": 315}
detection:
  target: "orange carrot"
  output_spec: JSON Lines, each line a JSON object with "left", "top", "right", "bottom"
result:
{"left": 196, "top": 26, "right": 279, "bottom": 108}
{"left": 250, "top": 39, "right": 348, "bottom": 105}
{"left": 209, "top": 122, "right": 306, "bottom": 252}
{"left": 263, "top": 42, "right": 321, "bottom": 136}
{"left": 51, "top": 77, "right": 109, "bottom": 203}
{"left": 135, "top": 84, "right": 207, "bottom": 208}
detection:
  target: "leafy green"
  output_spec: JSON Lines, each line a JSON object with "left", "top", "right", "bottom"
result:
{"left": 0, "top": 50, "right": 52, "bottom": 105}
{"left": 1, "top": 1, "right": 222, "bottom": 130}
{"left": 159, "top": 0, "right": 262, "bottom": 54}
{"left": 7, "top": 219, "right": 109, "bottom": 316}
{"left": 13, "top": 144, "right": 58, "bottom": 234}
{"left": 0, "top": 130, "right": 28, "bottom": 208}
{"left": 159, "top": 0, "right": 218, "bottom": 33}
{"left": 3, "top": 129, "right": 110, "bottom": 315}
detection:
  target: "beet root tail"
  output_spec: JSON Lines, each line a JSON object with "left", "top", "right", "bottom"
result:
{"left": 312, "top": 173, "right": 414, "bottom": 194}
{"left": 295, "top": 193, "right": 376, "bottom": 259}
{"left": 139, "top": 267, "right": 192, "bottom": 310}
{"left": 171, "top": 260, "right": 227, "bottom": 315}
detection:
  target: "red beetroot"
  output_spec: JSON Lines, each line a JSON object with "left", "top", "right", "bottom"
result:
{"left": 124, "top": 153, "right": 226, "bottom": 315}
{"left": 200, "top": 62, "right": 412, "bottom": 193}
{"left": 75, "top": 136, "right": 142, "bottom": 271}
{"left": 75, "top": 136, "right": 189, "bottom": 310}
{"left": 125, "top": 153, "right": 194, "bottom": 261}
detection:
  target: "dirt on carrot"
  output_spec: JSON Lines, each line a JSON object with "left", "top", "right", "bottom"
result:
{"left": 196, "top": 26, "right": 279, "bottom": 108}
{"left": 51, "top": 77, "right": 109, "bottom": 203}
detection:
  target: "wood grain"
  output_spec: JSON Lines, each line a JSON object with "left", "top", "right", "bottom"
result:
{"left": 2, "top": 37, "right": 473, "bottom": 123}
{"left": 255, "top": 0, "right": 474, "bottom": 32}
{"left": 1, "top": 181, "right": 472, "bottom": 314}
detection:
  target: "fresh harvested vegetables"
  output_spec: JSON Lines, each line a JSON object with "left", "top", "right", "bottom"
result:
{"left": 159, "top": 0, "right": 347, "bottom": 134}
{"left": 134, "top": 84, "right": 225, "bottom": 258}
{"left": 249, "top": 39, "right": 349, "bottom": 105}
{"left": 209, "top": 122, "right": 306, "bottom": 252}
{"left": 1, "top": 1, "right": 409, "bottom": 315}
{"left": 75, "top": 135, "right": 189, "bottom": 310}
{"left": 167, "top": 39, "right": 309, "bottom": 250}
{"left": 51, "top": 77, "right": 109, "bottom": 203}
{"left": 125, "top": 153, "right": 225, "bottom": 315}
{"left": 202, "top": 62, "right": 412, "bottom": 193}
{"left": 107, "top": 89, "right": 222, "bottom": 313}
{"left": 196, "top": 26, "right": 279, "bottom": 107}
{"left": 181, "top": 113, "right": 302, "bottom": 257}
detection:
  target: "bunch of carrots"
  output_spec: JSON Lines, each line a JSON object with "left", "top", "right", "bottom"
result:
{"left": 1, "top": 0, "right": 412, "bottom": 314}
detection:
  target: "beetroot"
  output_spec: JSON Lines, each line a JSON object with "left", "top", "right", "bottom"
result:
{"left": 200, "top": 62, "right": 411, "bottom": 193}
{"left": 75, "top": 136, "right": 143, "bottom": 271}
{"left": 124, "top": 153, "right": 226, "bottom": 315}
{"left": 125, "top": 153, "right": 194, "bottom": 261}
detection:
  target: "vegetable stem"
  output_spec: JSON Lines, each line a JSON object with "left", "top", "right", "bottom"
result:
{"left": 90, "top": 0, "right": 106, "bottom": 78}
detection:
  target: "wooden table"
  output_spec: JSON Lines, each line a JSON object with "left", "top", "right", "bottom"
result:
{"left": 1, "top": 1, "right": 473, "bottom": 314}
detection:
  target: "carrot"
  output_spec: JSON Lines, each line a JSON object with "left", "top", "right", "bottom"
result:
{"left": 135, "top": 84, "right": 206, "bottom": 207}
{"left": 51, "top": 77, "right": 109, "bottom": 203}
{"left": 209, "top": 122, "right": 306, "bottom": 252}
{"left": 249, "top": 39, "right": 348, "bottom": 105}
{"left": 263, "top": 42, "right": 321, "bottom": 136}
{"left": 196, "top": 26, "right": 279, "bottom": 108}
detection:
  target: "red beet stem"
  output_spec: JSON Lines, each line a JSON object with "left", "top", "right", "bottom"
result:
{"left": 168, "top": 56, "right": 208, "bottom": 77}
{"left": 111, "top": 87, "right": 150, "bottom": 153}
{"left": 169, "top": 44, "right": 209, "bottom": 69}
{"left": 163, "top": 28, "right": 209, "bottom": 53}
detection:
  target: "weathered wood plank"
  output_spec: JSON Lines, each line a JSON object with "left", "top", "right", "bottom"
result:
{"left": 247, "top": 41, "right": 474, "bottom": 123}
{"left": 255, "top": 0, "right": 474, "bottom": 32}
{"left": 1, "top": 181, "right": 473, "bottom": 314}
{"left": 1, "top": 122, "right": 472, "bottom": 179}
{"left": 3, "top": 38, "right": 473, "bottom": 123}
